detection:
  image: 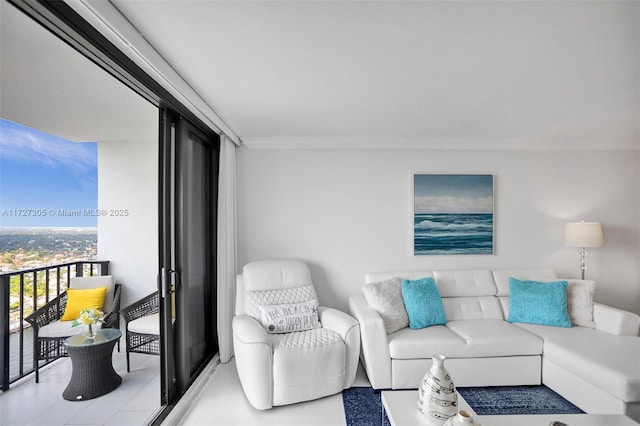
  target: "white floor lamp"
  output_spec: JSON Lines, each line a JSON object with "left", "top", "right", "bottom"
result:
{"left": 565, "top": 221, "right": 604, "bottom": 280}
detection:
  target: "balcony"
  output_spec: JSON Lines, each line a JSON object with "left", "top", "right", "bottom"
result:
{"left": 1, "top": 260, "right": 109, "bottom": 387}
{"left": 0, "top": 261, "right": 161, "bottom": 425}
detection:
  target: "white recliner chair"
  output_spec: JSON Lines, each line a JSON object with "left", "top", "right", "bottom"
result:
{"left": 232, "top": 259, "right": 360, "bottom": 410}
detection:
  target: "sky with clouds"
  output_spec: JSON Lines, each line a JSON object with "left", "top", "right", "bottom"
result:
{"left": 414, "top": 174, "right": 493, "bottom": 214}
{"left": 0, "top": 119, "right": 97, "bottom": 227}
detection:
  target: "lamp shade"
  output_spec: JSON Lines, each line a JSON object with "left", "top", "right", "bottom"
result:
{"left": 565, "top": 222, "right": 604, "bottom": 248}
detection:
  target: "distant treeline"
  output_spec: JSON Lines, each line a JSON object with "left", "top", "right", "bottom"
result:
{"left": 0, "top": 227, "right": 96, "bottom": 253}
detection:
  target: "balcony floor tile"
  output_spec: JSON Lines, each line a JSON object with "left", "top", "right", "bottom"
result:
{"left": 1, "top": 350, "right": 160, "bottom": 426}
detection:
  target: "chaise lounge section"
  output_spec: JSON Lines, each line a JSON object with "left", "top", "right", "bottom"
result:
{"left": 349, "top": 269, "right": 640, "bottom": 422}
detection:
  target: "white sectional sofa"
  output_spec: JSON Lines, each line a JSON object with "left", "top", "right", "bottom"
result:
{"left": 348, "top": 269, "right": 640, "bottom": 422}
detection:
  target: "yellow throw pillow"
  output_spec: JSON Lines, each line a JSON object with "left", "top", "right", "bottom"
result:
{"left": 61, "top": 286, "right": 108, "bottom": 321}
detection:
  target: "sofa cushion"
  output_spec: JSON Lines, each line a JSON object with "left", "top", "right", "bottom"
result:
{"left": 433, "top": 270, "right": 497, "bottom": 297}
{"left": 516, "top": 323, "right": 640, "bottom": 401}
{"left": 388, "top": 320, "right": 543, "bottom": 359}
{"left": 401, "top": 277, "right": 446, "bottom": 329}
{"left": 388, "top": 325, "right": 462, "bottom": 358}
{"left": 362, "top": 277, "right": 408, "bottom": 334}
{"left": 366, "top": 270, "right": 498, "bottom": 298}
{"left": 508, "top": 278, "right": 571, "bottom": 328}
{"left": 442, "top": 296, "right": 504, "bottom": 321}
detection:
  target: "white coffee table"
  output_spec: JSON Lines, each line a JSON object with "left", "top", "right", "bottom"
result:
{"left": 381, "top": 390, "right": 640, "bottom": 426}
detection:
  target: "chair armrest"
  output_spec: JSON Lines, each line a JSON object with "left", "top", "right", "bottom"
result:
{"left": 318, "top": 306, "right": 359, "bottom": 339}
{"left": 232, "top": 314, "right": 271, "bottom": 345}
{"left": 318, "top": 307, "right": 361, "bottom": 388}
{"left": 25, "top": 292, "right": 67, "bottom": 331}
{"left": 103, "top": 284, "right": 122, "bottom": 328}
{"left": 593, "top": 303, "right": 640, "bottom": 336}
{"left": 349, "top": 295, "right": 392, "bottom": 389}
{"left": 122, "top": 291, "right": 159, "bottom": 324}
{"left": 232, "top": 314, "right": 274, "bottom": 410}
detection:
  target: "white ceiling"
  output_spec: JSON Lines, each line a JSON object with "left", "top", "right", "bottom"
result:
{"left": 0, "top": 0, "right": 157, "bottom": 144}
{"left": 1, "top": 1, "right": 639, "bottom": 150}
{"left": 109, "top": 0, "right": 639, "bottom": 150}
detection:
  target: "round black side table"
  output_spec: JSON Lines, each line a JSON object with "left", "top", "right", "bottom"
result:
{"left": 63, "top": 328, "right": 122, "bottom": 401}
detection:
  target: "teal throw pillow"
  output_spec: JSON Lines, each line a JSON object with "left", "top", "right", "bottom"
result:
{"left": 508, "top": 278, "right": 572, "bottom": 328}
{"left": 401, "top": 277, "right": 446, "bottom": 329}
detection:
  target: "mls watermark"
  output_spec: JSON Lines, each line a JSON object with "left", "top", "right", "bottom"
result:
{"left": 1, "top": 208, "right": 130, "bottom": 217}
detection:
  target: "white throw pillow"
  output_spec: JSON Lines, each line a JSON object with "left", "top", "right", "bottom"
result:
{"left": 565, "top": 279, "right": 596, "bottom": 328}
{"left": 259, "top": 300, "right": 320, "bottom": 334}
{"left": 245, "top": 284, "right": 318, "bottom": 320}
{"left": 362, "top": 277, "right": 409, "bottom": 334}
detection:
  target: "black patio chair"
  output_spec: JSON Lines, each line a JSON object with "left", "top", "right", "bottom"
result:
{"left": 121, "top": 291, "right": 160, "bottom": 372}
{"left": 24, "top": 276, "right": 122, "bottom": 383}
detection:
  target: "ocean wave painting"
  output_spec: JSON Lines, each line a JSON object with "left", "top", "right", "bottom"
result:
{"left": 414, "top": 175, "right": 494, "bottom": 255}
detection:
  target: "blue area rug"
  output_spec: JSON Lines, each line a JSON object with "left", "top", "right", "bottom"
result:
{"left": 342, "top": 385, "right": 583, "bottom": 426}
{"left": 457, "top": 385, "right": 584, "bottom": 416}
{"left": 342, "top": 387, "right": 391, "bottom": 426}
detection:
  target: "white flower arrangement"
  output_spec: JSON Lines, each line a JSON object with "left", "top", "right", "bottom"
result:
{"left": 72, "top": 308, "right": 105, "bottom": 338}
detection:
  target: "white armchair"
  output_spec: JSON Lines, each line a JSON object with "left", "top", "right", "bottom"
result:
{"left": 232, "top": 259, "right": 360, "bottom": 410}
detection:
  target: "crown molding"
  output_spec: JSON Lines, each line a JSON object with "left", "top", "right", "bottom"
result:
{"left": 241, "top": 137, "right": 640, "bottom": 151}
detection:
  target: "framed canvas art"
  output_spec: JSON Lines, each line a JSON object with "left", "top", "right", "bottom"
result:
{"left": 414, "top": 174, "right": 494, "bottom": 255}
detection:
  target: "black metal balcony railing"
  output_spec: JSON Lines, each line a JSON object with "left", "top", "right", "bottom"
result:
{"left": 0, "top": 260, "right": 109, "bottom": 390}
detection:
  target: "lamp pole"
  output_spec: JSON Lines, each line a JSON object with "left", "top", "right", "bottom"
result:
{"left": 565, "top": 221, "right": 603, "bottom": 281}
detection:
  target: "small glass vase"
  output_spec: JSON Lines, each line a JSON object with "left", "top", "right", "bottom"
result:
{"left": 85, "top": 323, "right": 96, "bottom": 341}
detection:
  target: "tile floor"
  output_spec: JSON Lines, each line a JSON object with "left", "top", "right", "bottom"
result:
{"left": 0, "top": 350, "right": 161, "bottom": 426}
{"left": 177, "top": 359, "right": 371, "bottom": 426}
{"left": 2, "top": 350, "right": 368, "bottom": 426}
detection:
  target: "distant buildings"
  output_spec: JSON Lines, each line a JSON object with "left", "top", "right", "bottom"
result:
{"left": 0, "top": 227, "right": 97, "bottom": 272}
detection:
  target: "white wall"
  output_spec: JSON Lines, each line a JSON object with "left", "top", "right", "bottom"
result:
{"left": 237, "top": 148, "right": 640, "bottom": 315}
{"left": 98, "top": 138, "right": 159, "bottom": 307}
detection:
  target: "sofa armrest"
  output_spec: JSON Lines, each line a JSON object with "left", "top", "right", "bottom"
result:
{"left": 593, "top": 303, "right": 640, "bottom": 336}
{"left": 232, "top": 314, "right": 274, "bottom": 409}
{"left": 349, "top": 295, "right": 392, "bottom": 389}
{"left": 318, "top": 307, "right": 361, "bottom": 388}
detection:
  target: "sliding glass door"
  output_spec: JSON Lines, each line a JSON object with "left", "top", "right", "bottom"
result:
{"left": 159, "top": 109, "right": 219, "bottom": 405}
